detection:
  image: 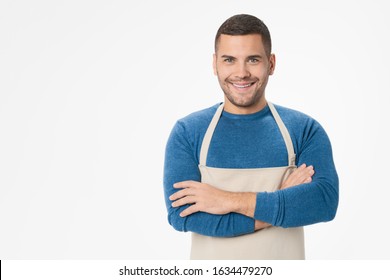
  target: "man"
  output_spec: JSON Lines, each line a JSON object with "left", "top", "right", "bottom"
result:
{"left": 163, "top": 14, "right": 338, "bottom": 259}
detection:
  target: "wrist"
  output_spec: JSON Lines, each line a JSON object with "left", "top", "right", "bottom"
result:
{"left": 255, "top": 220, "right": 271, "bottom": 231}
{"left": 230, "top": 192, "right": 256, "bottom": 217}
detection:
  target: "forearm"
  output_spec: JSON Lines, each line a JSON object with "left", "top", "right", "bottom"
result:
{"left": 167, "top": 205, "right": 255, "bottom": 237}
{"left": 227, "top": 191, "right": 257, "bottom": 218}
{"left": 169, "top": 163, "right": 317, "bottom": 229}
{"left": 169, "top": 183, "right": 273, "bottom": 233}
{"left": 208, "top": 191, "right": 272, "bottom": 231}
{"left": 167, "top": 184, "right": 255, "bottom": 237}
{"left": 254, "top": 178, "right": 338, "bottom": 227}
{"left": 252, "top": 119, "right": 339, "bottom": 228}
{"left": 228, "top": 164, "right": 314, "bottom": 219}
{"left": 165, "top": 181, "right": 256, "bottom": 237}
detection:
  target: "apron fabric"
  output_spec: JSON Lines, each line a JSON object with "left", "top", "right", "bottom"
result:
{"left": 190, "top": 102, "right": 305, "bottom": 260}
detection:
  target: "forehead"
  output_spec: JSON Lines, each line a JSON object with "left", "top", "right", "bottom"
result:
{"left": 216, "top": 34, "right": 266, "bottom": 56}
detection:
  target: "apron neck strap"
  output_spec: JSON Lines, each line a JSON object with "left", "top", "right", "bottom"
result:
{"left": 199, "top": 103, "right": 224, "bottom": 166}
{"left": 268, "top": 102, "right": 296, "bottom": 166}
{"left": 199, "top": 102, "right": 296, "bottom": 166}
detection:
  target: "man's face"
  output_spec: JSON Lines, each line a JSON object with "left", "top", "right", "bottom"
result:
{"left": 213, "top": 34, "right": 275, "bottom": 114}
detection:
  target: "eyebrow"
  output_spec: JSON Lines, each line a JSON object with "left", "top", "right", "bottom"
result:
{"left": 221, "top": 55, "right": 235, "bottom": 59}
{"left": 220, "top": 54, "right": 263, "bottom": 59}
{"left": 248, "top": 55, "right": 263, "bottom": 59}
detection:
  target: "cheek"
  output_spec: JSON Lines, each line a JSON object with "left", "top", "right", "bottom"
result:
{"left": 255, "top": 68, "right": 270, "bottom": 80}
{"left": 216, "top": 68, "right": 230, "bottom": 81}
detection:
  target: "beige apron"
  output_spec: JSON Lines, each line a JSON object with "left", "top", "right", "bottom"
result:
{"left": 190, "top": 102, "right": 305, "bottom": 260}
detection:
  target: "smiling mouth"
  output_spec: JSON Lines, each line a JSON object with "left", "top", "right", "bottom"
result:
{"left": 231, "top": 82, "right": 256, "bottom": 89}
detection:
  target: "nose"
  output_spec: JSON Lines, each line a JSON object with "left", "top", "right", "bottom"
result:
{"left": 234, "top": 62, "right": 251, "bottom": 79}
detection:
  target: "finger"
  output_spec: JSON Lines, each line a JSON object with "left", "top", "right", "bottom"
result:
{"left": 173, "top": 180, "right": 197, "bottom": 189}
{"left": 179, "top": 204, "right": 199, "bottom": 217}
{"left": 287, "top": 168, "right": 306, "bottom": 183}
{"left": 299, "top": 167, "right": 314, "bottom": 181}
{"left": 296, "top": 165, "right": 313, "bottom": 177}
{"left": 285, "top": 165, "right": 313, "bottom": 185}
{"left": 301, "top": 167, "right": 314, "bottom": 183}
{"left": 297, "top": 163, "right": 307, "bottom": 170}
{"left": 304, "top": 177, "right": 312, "bottom": 183}
{"left": 171, "top": 196, "right": 197, "bottom": 208}
{"left": 169, "top": 188, "right": 194, "bottom": 201}
{"left": 303, "top": 166, "right": 314, "bottom": 178}
{"left": 297, "top": 173, "right": 312, "bottom": 184}
{"left": 306, "top": 165, "right": 314, "bottom": 172}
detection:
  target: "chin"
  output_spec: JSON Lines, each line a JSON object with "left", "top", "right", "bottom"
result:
{"left": 229, "top": 98, "right": 257, "bottom": 108}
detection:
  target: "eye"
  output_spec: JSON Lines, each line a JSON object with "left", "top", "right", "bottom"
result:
{"left": 248, "top": 58, "right": 259, "bottom": 63}
{"left": 224, "top": 58, "right": 234, "bottom": 63}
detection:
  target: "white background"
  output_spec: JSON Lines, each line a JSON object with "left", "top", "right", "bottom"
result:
{"left": 1, "top": 0, "right": 389, "bottom": 259}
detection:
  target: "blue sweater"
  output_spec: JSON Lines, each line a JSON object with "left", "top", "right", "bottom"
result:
{"left": 163, "top": 103, "right": 339, "bottom": 237}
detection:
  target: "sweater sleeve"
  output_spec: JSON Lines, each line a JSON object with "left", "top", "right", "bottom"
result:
{"left": 163, "top": 121, "right": 255, "bottom": 237}
{"left": 254, "top": 118, "right": 339, "bottom": 227}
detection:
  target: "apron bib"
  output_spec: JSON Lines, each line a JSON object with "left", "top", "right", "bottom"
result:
{"left": 190, "top": 102, "right": 305, "bottom": 260}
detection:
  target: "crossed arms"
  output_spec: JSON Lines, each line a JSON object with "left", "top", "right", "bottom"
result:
{"left": 163, "top": 117, "right": 339, "bottom": 237}
{"left": 170, "top": 164, "right": 315, "bottom": 231}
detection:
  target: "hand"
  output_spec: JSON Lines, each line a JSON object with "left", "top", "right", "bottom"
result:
{"left": 169, "top": 181, "right": 254, "bottom": 217}
{"left": 255, "top": 220, "right": 271, "bottom": 231}
{"left": 254, "top": 164, "right": 314, "bottom": 230}
{"left": 280, "top": 163, "right": 314, "bottom": 190}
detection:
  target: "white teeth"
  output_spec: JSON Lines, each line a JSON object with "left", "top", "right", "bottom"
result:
{"left": 233, "top": 83, "right": 253, "bottom": 88}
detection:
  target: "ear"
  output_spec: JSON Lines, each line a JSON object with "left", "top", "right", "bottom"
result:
{"left": 213, "top": 53, "right": 217, "bottom": 75}
{"left": 269, "top": 53, "right": 276, "bottom": 75}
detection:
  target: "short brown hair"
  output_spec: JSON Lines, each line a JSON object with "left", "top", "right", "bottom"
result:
{"left": 215, "top": 14, "right": 272, "bottom": 57}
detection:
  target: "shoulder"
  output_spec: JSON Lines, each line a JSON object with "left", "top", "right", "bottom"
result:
{"left": 167, "top": 103, "right": 220, "bottom": 147}
{"left": 273, "top": 103, "right": 312, "bottom": 122}
{"left": 272, "top": 103, "right": 321, "bottom": 130}
{"left": 272, "top": 103, "right": 330, "bottom": 147}
{"left": 178, "top": 103, "right": 220, "bottom": 124}
{"left": 175, "top": 103, "right": 221, "bottom": 134}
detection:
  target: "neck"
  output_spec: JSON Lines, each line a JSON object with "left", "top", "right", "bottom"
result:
{"left": 223, "top": 98, "right": 267, "bottom": 115}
